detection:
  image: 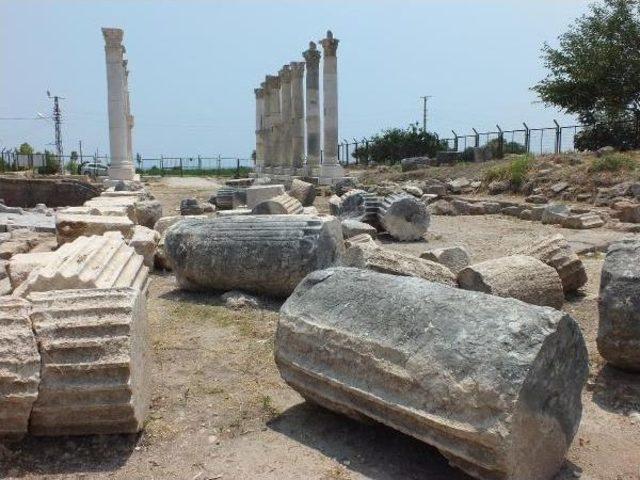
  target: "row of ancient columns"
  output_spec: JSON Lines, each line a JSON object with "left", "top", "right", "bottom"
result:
{"left": 102, "top": 27, "right": 137, "bottom": 182}
{"left": 254, "top": 31, "right": 344, "bottom": 182}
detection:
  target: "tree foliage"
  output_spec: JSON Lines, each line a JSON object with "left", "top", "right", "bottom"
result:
{"left": 351, "top": 123, "right": 447, "bottom": 165}
{"left": 17, "top": 142, "right": 34, "bottom": 155}
{"left": 533, "top": 0, "right": 640, "bottom": 149}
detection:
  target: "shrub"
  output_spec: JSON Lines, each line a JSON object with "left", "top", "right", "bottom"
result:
{"left": 575, "top": 120, "right": 640, "bottom": 152}
{"left": 588, "top": 153, "right": 637, "bottom": 173}
{"left": 483, "top": 155, "right": 533, "bottom": 189}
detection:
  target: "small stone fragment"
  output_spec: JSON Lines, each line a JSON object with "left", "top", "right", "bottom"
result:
{"left": 420, "top": 246, "right": 471, "bottom": 274}
{"left": 251, "top": 193, "right": 303, "bottom": 215}
{"left": 289, "top": 179, "right": 316, "bottom": 207}
{"left": 341, "top": 219, "right": 377, "bottom": 239}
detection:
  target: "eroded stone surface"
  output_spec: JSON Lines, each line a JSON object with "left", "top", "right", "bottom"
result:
{"left": 597, "top": 240, "right": 640, "bottom": 371}
{"left": 251, "top": 193, "right": 303, "bottom": 215}
{"left": 164, "top": 215, "right": 344, "bottom": 297}
{"left": 133, "top": 200, "right": 163, "bottom": 229}
{"left": 420, "top": 246, "right": 471, "bottom": 274}
{"left": 343, "top": 242, "right": 456, "bottom": 286}
{"left": 289, "top": 179, "right": 316, "bottom": 207}
{"left": 458, "top": 255, "right": 564, "bottom": 309}
{"left": 379, "top": 193, "right": 430, "bottom": 241}
{"left": 0, "top": 297, "right": 40, "bottom": 439}
{"left": 246, "top": 185, "right": 286, "bottom": 209}
{"left": 341, "top": 219, "right": 377, "bottom": 239}
{"left": 7, "top": 251, "right": 59, "bottom": 289}
{"left": 276, "top": 267, "right": 588, "bottom": 480}
{"left": 28, "top": 287, "right": 150, "bottom": 435}
{"left": 55, "top": 213, "right": 134, "bottom": 244}
{"left": 130, "top": 225, "right": 160, "bottom": 267}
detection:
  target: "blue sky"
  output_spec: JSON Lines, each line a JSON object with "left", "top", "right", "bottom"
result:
{"left": 1, "top": 0, "right": 591, "bottom": 158}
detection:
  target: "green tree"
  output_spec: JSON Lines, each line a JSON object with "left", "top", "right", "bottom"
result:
{"left": 17, "top": 142, "right": 34, "bottom": 155}
{"left": 532, "top": 0, "right": 640, "bottom": 149}
{"left": 351, "top": 123, "right": 447, "bottom": 165}
{"left": 67, "top": 151, "right": 79, "bottom": 174}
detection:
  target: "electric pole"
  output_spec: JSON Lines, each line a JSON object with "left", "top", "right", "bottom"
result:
{"left": 46, "top": 91, "right": 64, "bottom": 173}
{"left": 420, "top": 95, "right": 432, "bottom": 132}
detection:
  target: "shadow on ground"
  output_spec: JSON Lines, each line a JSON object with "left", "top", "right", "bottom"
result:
{"left": 0, "top": 434, "right": 138, "bottom": 477}
{"left": 268, "top": 402, "right": 471, "bottom": 480}
{"left": 592, "top": 364, "right": 640, "bottom": 414}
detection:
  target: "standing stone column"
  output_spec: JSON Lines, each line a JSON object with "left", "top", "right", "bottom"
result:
{"left": 102, "top": 27, "right": 135, "bottom": 182}
{"left": 279, "top": 65, "right": 292, "bottom": 174}
{"left": 263, "top": 76, "right": 277, "bottom": 172}
{"left": 302, "top": 42, "right": 321, "bottom": 175}
{"left": 266, "top": 75, "right": 282, "bottom": 173}
{"left": 123, "top": 60, "right": 134, "bottom": 169}
{"left": 290, "top": 62, "right": 305, "bottom": 173}
{"left": 319, "top": 31, "right": 344, "bottom": 183}
{"left": 254, "top": 87, "right": 265, "bottom": 173}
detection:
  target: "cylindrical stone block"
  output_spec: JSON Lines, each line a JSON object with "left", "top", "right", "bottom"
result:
{"left": 251, "top": 193, "right": 303, "bottom": 215}
{"left": 379, "top": 193, "right": 430, "bottom": 241}
{"left": 164, "top": 215, "right": 344, "bottom": 297}
{"left": 597, "top": 240, "right": 640, "bottom": 371}
{"left": 276, "top": 267, "right": 589, "bottom": 480}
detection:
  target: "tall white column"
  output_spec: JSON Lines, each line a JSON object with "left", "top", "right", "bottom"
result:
{"left": 254, "top": 86, "right": 265, "bottom": 172}
{"left": 319, "top": 30, "right": 344, "bottom": 182}
{"left": 266, "top": 74, "right": 282, "bottom": 173}
{"left": 102, "top": 27, "right": 135, "bottom": 181}
{"left": 302, "top": 42, "right": 321, "bottom": 174}
{"left": 279, "top": 65, "right": 292, "bottom": 174}
{"left": 290, "top": 61, "right": 305, "bottom": 172}
{"left": 123, "top": 60, "right": 134, "bottom": 169}
{"left": 263, "top": 76, "right": 276, "bottom": 172}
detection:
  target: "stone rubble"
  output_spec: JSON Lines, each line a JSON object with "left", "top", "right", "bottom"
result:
{"left": 458, "top": 255, "right": 565, "bottom": 309}
{"left": 251, "top": 193, "right": 303, "bottom": 215}
{"left": 276, "top": 267, "right": 588, "bottom": 480}
{"left": 55, "top": 213, "right": 135, "bottom": 244}
{"left": 288, "top": 179, "right": 316, "bottom": 206}
{"left": 129, "top": 225, "right": 160, "bottom": 267}
{"left": 378, "top": 193, "right": 430, "bottom": 241}
{"left": 597, "top": 240, "right": 640, "bottom": 371}
{"left": 420, "top": 246, "right": 471, "bottom": 274}
{"left": 340, "top": 219, "right": 377, "bottom": 239}
{"left": 246, "top": 185, "right": 286, "bottom": 209}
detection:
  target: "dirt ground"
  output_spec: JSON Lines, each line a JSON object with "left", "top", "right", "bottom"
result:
{"left": 2, "top": 176, "right": 639, "bottom": 480}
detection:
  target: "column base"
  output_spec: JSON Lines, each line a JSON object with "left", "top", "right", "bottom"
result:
{"left": 108, "top": 164, "right": 137, "bottom": 181}
{"left": 318, "top": 163, "right": 345, "bottom": 185}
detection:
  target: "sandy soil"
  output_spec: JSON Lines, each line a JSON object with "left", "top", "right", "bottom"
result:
{"left": 2, "top": 177, "right": 639, "bottom": 480}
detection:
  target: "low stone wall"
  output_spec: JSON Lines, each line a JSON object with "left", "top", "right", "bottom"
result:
{"left": 0, "top": 176, "right": 101, "bottom": 208}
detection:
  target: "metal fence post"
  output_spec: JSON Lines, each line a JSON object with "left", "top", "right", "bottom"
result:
{"left": 496, "top": 125, "right": 504, "bottom": 158}
{"left": 553, "top": 120, "right": 561, "bottom": 154}
{"left": 180, "top": 157, "right": 183, "bottom": 176}
{"left": 472, "top": 128, "right": 479, "bottom": 148}
{"left": 523, "top": 123, "right": 530, "bottom": 153}
{"left": 452, "top": 130, "right": 458, "bottom": 152}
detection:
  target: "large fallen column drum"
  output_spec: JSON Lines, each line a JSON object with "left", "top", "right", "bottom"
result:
{"left": 276, "top": 267, "right": 588, "bottom": 480}
{"left": 164, "top": 215, "right": 344, "bottom": 297}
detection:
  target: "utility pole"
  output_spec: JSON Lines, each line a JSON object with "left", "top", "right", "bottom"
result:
{"left": 420, "top": 95, "right": 432, "bottom": 132}
{"left": 47, "top": 90, "right": 64, "bottom": 173}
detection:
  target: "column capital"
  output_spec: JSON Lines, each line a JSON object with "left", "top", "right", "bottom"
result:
{"left": 278, "top": 64, "right": 291, "bottom": 83}
{"left": 254, "top": 87, "right": 265, "bottom": 99}
{"left": 102, "top": 27, "right": 124, "bottom": 47}
{"left": 289, "top": 61, "right": 305, "bottom": 78}
{"left": 265, "top": 75, "right": 280, "bottom": 90}
{"left": 302, "top": 41, "right": 321, "bottom": 65}
{"left": 320, "top": 30, "right": 339, "bottom": 56}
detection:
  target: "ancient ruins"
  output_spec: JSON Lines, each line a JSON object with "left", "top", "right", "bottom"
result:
{"left": 1, "top": 11, "right": 639, "bottom": 480}
{"left": 254, "top": 31, "right": 346, "bottom": 185}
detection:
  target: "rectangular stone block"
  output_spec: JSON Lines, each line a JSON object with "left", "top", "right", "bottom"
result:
{"left": 0, "top": 296, "right": 40, "bottom": 439}
{"left": 246, "top": 185, "right": 286, "bottom": 209}
{"left": 7, "top": 251, "right": 59, "bottom": 289}
{"left": 28, "top": 287, "right": 150, "bottom": 435}
{"left": 15, "top": 234, "right": 148, "bottom": 297}
{"left": 55, "top": 213, "right": 134, "bottom": 244}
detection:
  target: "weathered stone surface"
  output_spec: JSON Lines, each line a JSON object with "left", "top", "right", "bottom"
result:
{"left": 488, "top": 180, "right": 510, "bottom": 194}
{"left": 458, "top": 255, "right": 564, "bottom": 309}
{"left": 550, "top": 182, "right": 569, "bottom": 194}
{"left": 341, "top": 219, "right": 377, "bottom": 239}
{"left": 515, "top": 235, "right": 587, "bottom": 293}
{"left": 7, "top": 251, "right": 58, "bottom": 289}
{"left": 130, "top": 226, "right": 160, "bottom": 267}
{"left": 133, "top": 200, "right": 163, "bottom": 229}
{"left": 501, "top": 205, "right": 524, "bottom": 217}
{"left": 221, "top": 290, "right": 260, "bottom": 309}
{"left": 276, "top": 267, "right": 588, "bottom": 480}
{"left": 427, "top": 199, "right": 457, "bottom": 216}
{"left": 217, "top": 208, "right": 252, "bottom": 217}
{"left": 525, "top": 194, "right": 548, "bottom": 204}
{"left": 0, "top": 176, "right": 100, "bottom": 208}
{"left": 435, "top": 150, "right": 462, "bottom": 165}
{"left": 420, "top": 194, "right": 439, "bottom": 205}
{"left": 562, "top": 213, "right": 604, "bottom": 229}
{"left": 246, "top": 185, "right": 286, "bottom": 209}
{"left": 420, "top": 246, "right": 471, "bottom": 274}
{"left": 332, "top": 177, "right": 357, "bottom": 196}
{"left": 379, "top": 194, "right": 430, "bottom": 241}
{"left": 153, "top": 215, "right": 207, "bottom": 235}
{"left": 289, "top": 179, "right": 316, "bottom": 207}
{"left": 55, "top": 213, "right": 134, "bottom": 244}
{"left": 343, "top": 243, "right": 456, "bottom": 286}
{"left": 402, "top": 185, "right": 423, "bottom": 198}
{"left": 344, "top": 233, "right": 376, "bottom": 248}
{"left": 400, "top": 156, "right": 431, "bottom": 172}
{"left": 329, "top": 189, "right": 369, "bottom": 220}
{"left": 251, "top": 193, "right": 303, "bottom": 215}
{"left": 0, "top": 297, "right": 40, "bottom": 439}
{"left": 59, "top": 205, "right": 130, "bottom": 218}
{"left": 84, "top": 196, "right": 137, "bottom": 220}
{"left": 180, "top": 198, "right": 204, "bottom": 215}
{"left": 597, "top": 240, "right": 640, "bottom": 371}
{"left": 612, "top": 201, "right": 640, "bottom": 223}
{"left": 164, "top": 215, "right": 344, "bottom": 297}
{"left": 15, "top": 234, "right": 148, "bottom": 297}
{"left": 28, "top": 287, "right": 150, "bottom": 435}
{"left": 447, "top": 177, "right": 471, "bottom": 193}
{"left": 213, "top": 187, "right": 241, "bottom": 210}
{"left": 541, "top": 204, "right": 570, "bottom": 225}
{"left": 422, "top": 181, "right": 447, "bottom": 197}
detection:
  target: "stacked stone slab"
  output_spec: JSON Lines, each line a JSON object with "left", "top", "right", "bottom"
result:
{"left": 15, "top": 234, "right": 148, "bottom": 297}
{"left": 215, "top": 187, "right": 240, "bottom": 210}
{"left": 84, "top": 195, "right": 138, "bottom": 220}
{"left": 59, "top": 205, "right": 131, "bottom": 218}
{"left": 514, "top": 234, "right": 587, "bottom": 293}
{"left": 56, "top": 213, "right": 134, "bottom": 244}
{"left": 0, "top": 297, "right": 40, "bottom": 439}
{"left": 378, "top": 193, "right": 430, "bottom": 241}
{"left": 28, "top": 287, "right": 150, "bottom": 435}
{"left": 164, "top": 215, "right": 344, "bottom": 297}
{"left": 343, "top": 242, "right": 456, "bottom": 286}
{"left": 251, "top": 193, "right": 303, "bottom": 215}
{"left": 597, "top": 240, "right": 640, "bottom": 371}
{"left": 276, "top": 267, "right": 588, "bottom": 480}
{"left": 458, "top": 255, "right": 564, "bottom": 309}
